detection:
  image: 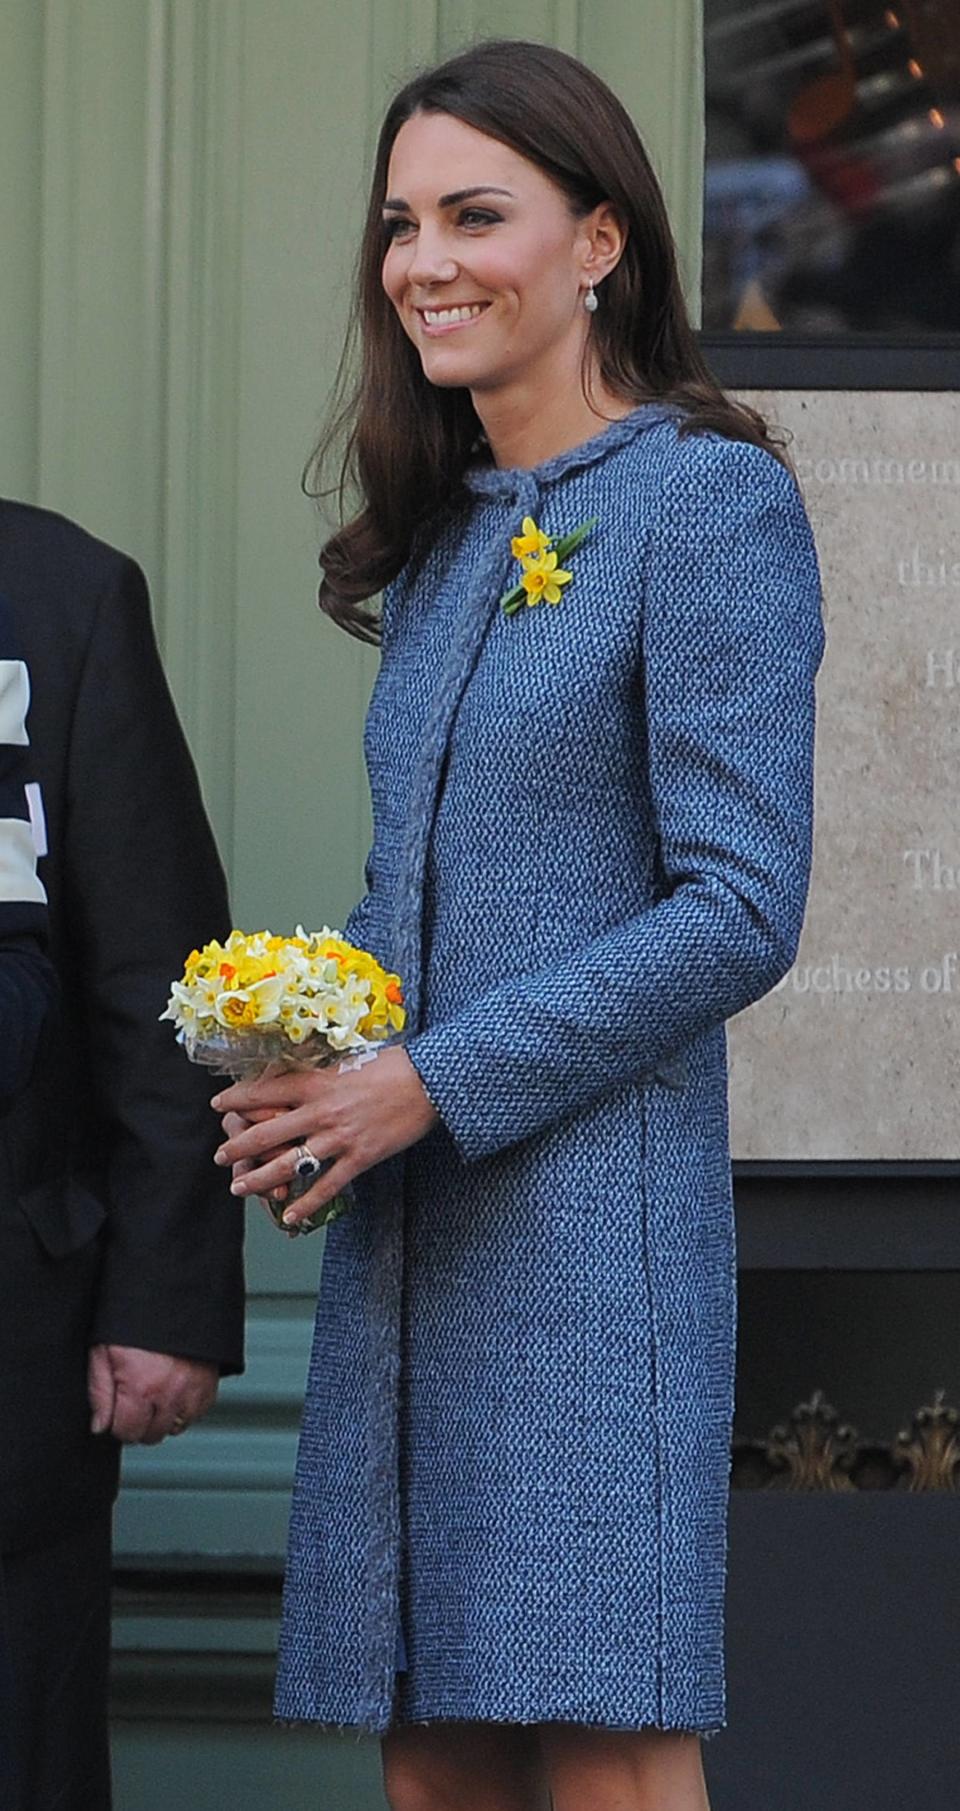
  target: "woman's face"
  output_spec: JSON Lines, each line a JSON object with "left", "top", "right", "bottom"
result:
{"left": 381, "top": 111, "right": 597, "bottom": 396}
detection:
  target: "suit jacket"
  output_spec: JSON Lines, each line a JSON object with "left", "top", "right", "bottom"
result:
{"left": 0, "top": 500, "right": 244, "bottom": 1553}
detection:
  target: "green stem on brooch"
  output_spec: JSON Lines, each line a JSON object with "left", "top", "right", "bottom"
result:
{"left": 554, "top": 517, "right": 598, "bottom": 560}
{"left": 500, "top": 515, "right": 598, "bottom": 615}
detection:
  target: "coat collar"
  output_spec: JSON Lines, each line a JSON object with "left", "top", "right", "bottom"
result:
{"left": 462, "top": 402, "right": 677, "bottom": 499}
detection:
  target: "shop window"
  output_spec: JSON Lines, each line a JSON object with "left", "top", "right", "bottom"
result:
{"left": 704, "top": 0, "right": 960, "bottom": 333}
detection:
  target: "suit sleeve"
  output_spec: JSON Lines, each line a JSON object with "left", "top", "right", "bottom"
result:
{"left": 65, "top": 558, "right": 245, "bottom": 1370}
{"left": 405, "top": 439, "right": 825, "bottom": 1161}
{"left": 0, "top": 604, "right": 57, "bottom": 1105}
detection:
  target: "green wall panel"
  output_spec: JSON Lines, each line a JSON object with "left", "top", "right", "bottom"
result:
{"left": 0, "top": 0, "right": 43, "bottom": 501}
{"left": 112, "top": 1579, "right": 387, "bottom": 1808}
{"left": 113, "top": 1723, "right": 385, "bottom": 1811}
{"left": 437, "top": 0, "right": 578, "bottom": 56}
{"left": 229, "top": 0, "right": 382, "bottom": 938}
{"left": 37, "top": 0, "right": 166, "bottom": 580}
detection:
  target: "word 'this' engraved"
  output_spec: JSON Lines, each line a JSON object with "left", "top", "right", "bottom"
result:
{"left": 898, "top": 547, "right": 960, "bottom": 588}
{"left": 926, "top": 650, "right": 956, "bottom": 689}
{"left": 903, "top": 849, "right": 959, "bottom": 891}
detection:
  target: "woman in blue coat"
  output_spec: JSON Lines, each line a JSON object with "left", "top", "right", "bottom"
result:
{"left": 216, "top": 39, "right": 824, "bottom": 1811}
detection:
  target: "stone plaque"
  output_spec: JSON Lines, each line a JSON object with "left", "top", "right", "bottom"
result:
{"left": 728, "top": 390, "right": 959, "bottom": 1163}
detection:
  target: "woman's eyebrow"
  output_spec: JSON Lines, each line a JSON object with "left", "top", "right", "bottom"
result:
{"left": 381, "top": 185, "right": 516, "bottom": 212}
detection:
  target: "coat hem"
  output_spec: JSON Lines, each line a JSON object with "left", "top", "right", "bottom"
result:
{"left": 272, "top": 1715, "right": 372, "bottom": 1740}
{"left": 393, "top": 1710, "right": 726, "bottom": 1739}
{"left": 273, "top": 1707, "right": 726, "bottom": 1739}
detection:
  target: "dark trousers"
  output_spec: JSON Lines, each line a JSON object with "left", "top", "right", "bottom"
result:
{"left": 1, "top": 1565, "right": 16, "bottom": 1809}
{"left": 2, "top": 1510, "right": 112, "bottom": 1811}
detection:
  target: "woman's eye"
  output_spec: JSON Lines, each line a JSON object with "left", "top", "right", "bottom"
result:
{"left": 382, "top": 208, "right": 500, "bottom": 242}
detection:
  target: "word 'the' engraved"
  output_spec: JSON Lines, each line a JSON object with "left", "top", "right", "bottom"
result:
{"left": 903, "top": 849, "right": 959, "bottom": 891}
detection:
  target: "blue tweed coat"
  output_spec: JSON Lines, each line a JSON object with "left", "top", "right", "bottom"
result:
{"left": 276, "top": 406, "right": 824, "bottom": 1734}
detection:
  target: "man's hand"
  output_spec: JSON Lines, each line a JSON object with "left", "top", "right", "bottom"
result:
{"left": 87, "top": 1344, "right": 219, "bottom": 1445}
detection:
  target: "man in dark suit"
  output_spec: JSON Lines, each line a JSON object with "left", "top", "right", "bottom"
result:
{"left": 0, "top": 592, "right": 58, "bottom": 1808}
{"left": 0, "top": 500, "right": 245, "bottom": 1811}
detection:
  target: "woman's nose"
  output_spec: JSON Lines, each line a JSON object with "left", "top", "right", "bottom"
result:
{"left": 407, "top": 227, "right": 459, "bottom": 288}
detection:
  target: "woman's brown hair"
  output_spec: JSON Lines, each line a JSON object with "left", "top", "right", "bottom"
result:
{"left": 312, "top": 38, "right": 784, "bottom": 641}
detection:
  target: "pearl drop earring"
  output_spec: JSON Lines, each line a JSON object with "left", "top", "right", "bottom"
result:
{"left": 584, "top": 279, "right": 598, "bottom": 314}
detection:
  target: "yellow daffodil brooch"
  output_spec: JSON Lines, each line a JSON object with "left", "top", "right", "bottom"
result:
{"left": 500, "top": 514, "right": 598, "bottom": 616}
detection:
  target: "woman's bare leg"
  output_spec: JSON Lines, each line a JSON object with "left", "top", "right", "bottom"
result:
{"left": 381, "top": 1722, "right": 548, "bottom": 1811}
{"left": 537, "top": 1723, "right": 711, "bottom": 1811}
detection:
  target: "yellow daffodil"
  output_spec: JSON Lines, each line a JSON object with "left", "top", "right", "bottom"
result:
{"left": 161, "top": 928, "right": 406, "bottom": 1051}
{"left": 511, "top": 516, "right": 552, "bottom": 561}
{"left": 500, "top": 513, "right": 597, "bottom": 616}
{"left": 520, "top": 551, "right": 573, "bottom": 606}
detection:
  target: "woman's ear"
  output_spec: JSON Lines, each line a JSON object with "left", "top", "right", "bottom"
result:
{"left": 580, "top": 202, "right": 628, "bottom": 287}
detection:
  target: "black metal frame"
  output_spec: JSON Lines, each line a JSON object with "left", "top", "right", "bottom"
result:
{"left": 736, "top": 1161, "right": 960, "bottom": 1179}
{"left": 734, "top": 1171, "right": 960, "bottom": 1268}
{"left": 700, "top": 332, "right": 960, "bottom": 392}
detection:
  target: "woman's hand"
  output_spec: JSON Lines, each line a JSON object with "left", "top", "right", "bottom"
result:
{"left": 211, "top": 1046, "right": 438, "bottom": 1230}
{"left": 219, "top": 1105, "right": 287, "bottom": 1212}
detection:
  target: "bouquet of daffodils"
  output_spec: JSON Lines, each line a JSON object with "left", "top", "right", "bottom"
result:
{"left": 161, "top": 927, "right": 405, "bottom": 1234}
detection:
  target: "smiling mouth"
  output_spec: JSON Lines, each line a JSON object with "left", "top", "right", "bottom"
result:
{"left": 418, "top": 302, "right": 490, "bottom": 332}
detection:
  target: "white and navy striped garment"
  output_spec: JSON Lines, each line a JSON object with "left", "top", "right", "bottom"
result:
{"left": 0, "top": 602, "right": 46, "bottom": 934}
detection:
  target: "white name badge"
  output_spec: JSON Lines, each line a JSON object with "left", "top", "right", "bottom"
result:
{"left": 24, "top": 781, "right": 48, "bottom": 858}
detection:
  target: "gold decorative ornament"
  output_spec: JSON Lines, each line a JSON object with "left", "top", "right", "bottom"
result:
{"left": 893, "top": 1390, "right": 960, "bottom": 1492}
{"left": 765, "top": 1390, "right": 858, "bottom": 1492}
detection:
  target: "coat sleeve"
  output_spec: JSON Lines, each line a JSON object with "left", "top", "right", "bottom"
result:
{"left": 65, "top": 558, "right": 245, "bottom": 1370}
{"left": 0, "top": 609, "right": 57, "bottom": 1105}
{"left": 405, "top": 438, "right": 825, "bottom": 1161}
